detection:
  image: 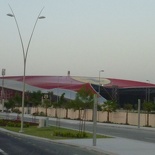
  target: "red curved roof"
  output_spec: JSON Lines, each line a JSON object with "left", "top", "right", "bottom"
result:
{"left": 105, "top": 78, "right": 155, "bottom": 88}
{"left": 1, "top": 76, "right": 155, "bottom": 90}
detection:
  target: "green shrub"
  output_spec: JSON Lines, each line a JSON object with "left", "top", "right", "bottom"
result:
{"left": 32, "top": 112, "right": 39, "bottom": 116}
{"left": 14, "top": 122, "right": 20, "bottom": 127}
{"left": 0, "top": 119, "right": 36, "bottom": 128}
{"left": 12, "top": 109, "right": 21, "bottom": 114}
{"left": 143, "top": 125, "right": 152, "bottom": 127}
{"left": 53, "top": 130, "right": 88, "bottom": 138}
{"left": 40, "top": 111, "right": 45, "bottom": 116}
{"left": 24, "top": 123, "right": 30, "bottom": 128}
{"left": 77, "top": 132, "right": 88, "bottom": 138}
{"left": 7, "top": 122, "right": 15, "bottom": 127}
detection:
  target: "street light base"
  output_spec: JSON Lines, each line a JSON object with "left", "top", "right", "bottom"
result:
{"left": 19, "top": 130, "right": 24, "bottom": 133}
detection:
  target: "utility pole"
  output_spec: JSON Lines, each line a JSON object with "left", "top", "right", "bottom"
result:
{"left": 1, "top": 69, "right": 6, "bottom": 112}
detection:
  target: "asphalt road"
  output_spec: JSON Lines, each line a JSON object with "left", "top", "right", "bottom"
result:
{"left": 96, "top": 123, "right": 155, "bottom": 143}
{"left": 0, "top": 131, "right": 100, "bottom": 155}
{"left": 47, "top": 118, "right": 155, "bottom": 143}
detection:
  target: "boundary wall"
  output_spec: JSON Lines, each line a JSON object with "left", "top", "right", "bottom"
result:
{"left": 22, "top": 107, "right": 155, "bottom": 127}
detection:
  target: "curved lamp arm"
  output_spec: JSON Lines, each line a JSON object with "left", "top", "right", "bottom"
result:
{"left": 25, "top": 7, "right": 45, "bottom": 60}
{"left": 8, "top": 4, "right": 25, "bottom": 59}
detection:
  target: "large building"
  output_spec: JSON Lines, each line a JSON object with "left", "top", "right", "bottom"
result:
{"left": 0, "top": 75, "right": 155, "bottom": 107}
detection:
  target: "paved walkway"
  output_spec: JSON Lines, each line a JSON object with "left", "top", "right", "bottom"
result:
{"left": 58, "top": 137, "right": 155, "bottom": 155}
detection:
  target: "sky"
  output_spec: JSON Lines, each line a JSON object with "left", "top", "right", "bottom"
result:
{"left": 1, "top": 0, "right": 155, "bottom": 83}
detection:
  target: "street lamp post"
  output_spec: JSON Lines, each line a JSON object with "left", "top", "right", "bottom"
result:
{"left": 97, "top": 70, "right": 104, "bottom": 121}
{"left": 92, "top": 70, "right": 103, "bottom": 145}
{"left": 1, "top": 69, "right": 6, "bottom": 112}
{"left": 146, "top": 80, "right": 150, "bottom": 102}
{"left": 98, "top": 70, "right": 104, "bottom": 97}
{"left": 7, "top": 5, "right": 45, "bottom": 132}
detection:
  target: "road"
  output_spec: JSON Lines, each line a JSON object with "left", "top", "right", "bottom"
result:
{"left": 0, "top": 131, "right": 101, "bottom": 155}
{"left": 50, "top": 118, "right": 155, "bottom": 143}
{"left": 96, "top": 123, "right": 155, "bottom": 143}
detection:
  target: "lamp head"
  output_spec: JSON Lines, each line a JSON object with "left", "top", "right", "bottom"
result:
{"left": 7, "top": 13, "right": 14, "bottom": 17}
{"left": 38, "top": 16, "right": 45, "bottom": 19}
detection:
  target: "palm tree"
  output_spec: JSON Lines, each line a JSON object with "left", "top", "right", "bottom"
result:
{"left": 62, "top": 100, "right": 72, "bottom": 119}
{"left": 124, "top": 103, "right": 133, "bottom": 125}
{"left": 143, "top": 101, "right": 155, "bottom": 126}
{"left": 102, "top": 100, "right": 117, "bottom": 122}
{"left": 57, "top": 93, "right": 72, "bottom": 118}
{"left": 42, "top": 99, "right": 51, "bottom": 116}
{"left": 52, "top": 93, "right": 66, "bottom": 127}
{"left": 53, "top": 102, "right": 58, "bottom": 118}
{"left": 73, "top": 95, "right": 83, "bottom": 120}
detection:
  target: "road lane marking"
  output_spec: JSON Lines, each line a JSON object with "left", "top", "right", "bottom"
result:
{"left": 0, "top": 149, "right": 8, "bottom": 155}
{"left": 107, "top": 132, "right": 121, "bottom": 135}
{"left": 145, "top": 137, "right": 155, "bottom": 140}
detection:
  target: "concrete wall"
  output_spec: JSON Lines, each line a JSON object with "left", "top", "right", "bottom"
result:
{"left": 23, "top": 107, "right": 155, "bottom": 127}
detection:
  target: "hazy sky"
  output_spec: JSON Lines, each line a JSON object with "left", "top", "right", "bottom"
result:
{"left": 1, "top": 0, "right": 155, "bottom": 83}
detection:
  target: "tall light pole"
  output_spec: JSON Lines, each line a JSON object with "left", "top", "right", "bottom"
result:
{"left": 98, "top": 70, "right": 104, "bottom": 97}
{"left": 1, "top": 69, "right": 6, "bottom": 112}
{"left": 7, "top": 5, "right": 45, "bottom": 132}
{"left": 93, "top": 70, "right": 103, "bottom": 144}
{"left": 67, "top": 71, "right": 72, "bottom": 100}
{"left": 97, "top": 70, "right": 104, "bottom": 121}
{"left": 146, "top": 80, "right": 150, "bottom": 102}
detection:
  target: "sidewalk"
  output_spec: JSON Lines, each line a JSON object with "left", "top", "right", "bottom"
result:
{"left": 58, "top": 137, "right": 155, "bottom": 155}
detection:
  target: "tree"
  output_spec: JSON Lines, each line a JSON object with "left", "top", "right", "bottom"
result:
{"left": 102, "top": 100, "right": 117, "bottom": 122}
{"left": 4, "top": 93, "right": 21, "bottom": 111}
{"left": 53, "top": 102, "right": 58, "bottom": 118}
{"left": 52, "top": 93, "right": 66, "bottom": 127}
{"left": 53, "top": 93, "right": 66, "bottom": 118}
{"left": 59, "top": 93, "right": 73, "bottom": 118}
{"left": 28, "top": 90, "right": 42, "bottom": 113}
{"left": 124, "top": 103, "right": 133, "bottom": 125}
{"left": 62, "top": 100, "right": 72, "bottom": 119}
{"left": 42, "top": 99, "right": 51, "bottom": 116}
{"left": 59, "top": 93, "right": 65, "bottom": 107}
{"left": 13, "top": 93, "right": 22, "bottom": 107}
{"left": 143, "top": 101, "right": 155, "bottom": 126}
{"left": 72, "top": 95, "right": 83, "bottom": 119}
{"left": 4, "top": 98, "right": 15, "bottom": 111}
{"left": 74, "top": 85, "right": 94, "bottom": 132}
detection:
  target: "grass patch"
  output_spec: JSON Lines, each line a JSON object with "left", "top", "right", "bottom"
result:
{"left": 2, "top": 126, "right": 109, "bottom": 140}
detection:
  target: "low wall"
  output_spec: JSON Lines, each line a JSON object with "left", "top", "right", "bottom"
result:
{"left": 22, "top": 107, "right": 155, "bottom": 127}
